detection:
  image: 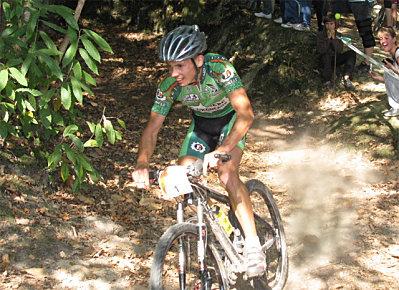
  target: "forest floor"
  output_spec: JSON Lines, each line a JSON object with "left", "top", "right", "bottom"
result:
{"left": 1, "top": 15, "right": 399, "bottom": 290}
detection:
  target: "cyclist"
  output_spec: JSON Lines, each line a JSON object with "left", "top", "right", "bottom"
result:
{"left": 132, "top": 25, "right": 266, "bottom": 278}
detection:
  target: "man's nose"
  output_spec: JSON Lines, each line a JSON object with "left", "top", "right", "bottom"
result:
{"left": 170, "top": 68, "right": 179, "bottom": 78}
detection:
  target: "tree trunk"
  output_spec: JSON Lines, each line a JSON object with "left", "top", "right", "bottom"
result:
{"left": 59, "top": 0, "right": 86, "bottom": 57}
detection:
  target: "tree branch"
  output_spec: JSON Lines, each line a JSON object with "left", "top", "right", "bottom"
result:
{"left": 59, "top": 0, "right": 86, "bottom": 57}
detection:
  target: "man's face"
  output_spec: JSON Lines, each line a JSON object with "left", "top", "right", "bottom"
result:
{"left": 167, "top": 55, "right": 203, "bottom": 86}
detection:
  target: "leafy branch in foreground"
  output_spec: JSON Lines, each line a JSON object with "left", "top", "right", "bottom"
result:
{"left": 0, "top": 0, "right": 123, "bottom": 191}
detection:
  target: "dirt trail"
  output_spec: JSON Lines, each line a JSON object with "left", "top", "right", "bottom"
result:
{"left": 247, "top": 115, "right": 399, "bottom": 289}
{"left": 1, "top": 23, "right": 399, "bottom": 290}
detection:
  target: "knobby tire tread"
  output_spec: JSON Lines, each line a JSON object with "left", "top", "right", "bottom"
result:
{"left": 246, "top": 179, "right": 289, "bottom": 290}
{"left": 149, "top": 222, "right": 226, "bottom": 290}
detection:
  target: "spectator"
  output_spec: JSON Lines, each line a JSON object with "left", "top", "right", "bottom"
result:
{"left": 317, "top": 14, "right": 357, "bottom": 89}
{"left": 384, "top": 0, "right": 398, "bottom": 28}
{"left": 254, "top": 0, "right": 274, "bottom": 19}
{"left": 369, "top": 27, "right": 399, "bottom": 117}
{"left": 281, "top": 0, "right": 311, "bottom": 31}
{"left": 280, "top": 0, "right": 299, "bottom": 28}
{"left": 346, "top": 0, "right": 376, "bottom": 72}
{"left": 273, "top": 0, "right": 285, "bottom": 23}
{"left": 312, "top": 0, "right": 328, "bottom": 31}
{"left": 393, "top": 0, "right": 398, "bottom": 29}
{"left": 297, "top": 0, "right": 312, "bottom": 31}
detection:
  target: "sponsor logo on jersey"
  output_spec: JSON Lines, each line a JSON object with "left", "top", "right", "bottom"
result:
{"left": 191, "top": 142, "right": 206, "bottom": 153}
{"left": 221, "top": 69, "right": 234, "bottom": 82}
{"left": 204, "top": 84, "right": 219, "bottom": 95}
{"left": 190, "top": 97, "right": 230, "bottom": 113}
{"left": 223, "top": 77, "right": 240, "bottom": 87}
{"left": 183, "top": 94, "right": 200, "bottom": 102}
{"left": 156, "top": 89, "right": 166, "bottom": 101}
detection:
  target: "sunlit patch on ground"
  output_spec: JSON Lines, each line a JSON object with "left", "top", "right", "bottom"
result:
{"left": 247, "top": 135, "right": 396, "bottom": 289}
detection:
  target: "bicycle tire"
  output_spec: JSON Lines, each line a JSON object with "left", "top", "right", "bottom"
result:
{"left": 149, "top": 222, "right": 228, "bottom": 290}
{"left": 246, "top": 179, "right": 289, "bottom": 290}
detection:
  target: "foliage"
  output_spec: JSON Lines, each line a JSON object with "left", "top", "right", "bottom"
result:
{"left": 0, "top": 0, "right": 124, "bottom": 191}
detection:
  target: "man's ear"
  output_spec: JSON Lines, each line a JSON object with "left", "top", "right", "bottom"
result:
{"left": 194, "top": 54, "right": 205, "bottom": 67}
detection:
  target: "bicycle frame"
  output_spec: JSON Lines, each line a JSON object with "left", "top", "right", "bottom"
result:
{"left": 174, "top": 180, "right": 247, "bottom": 289}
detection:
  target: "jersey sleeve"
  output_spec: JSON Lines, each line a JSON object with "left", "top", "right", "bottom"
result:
{"left": 151, "top": 77, "right": 178, "bottom": 116}
{"left": 207, "top": 54, "right": 244, "bottom": 94}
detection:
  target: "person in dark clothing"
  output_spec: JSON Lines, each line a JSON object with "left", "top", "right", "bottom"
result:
{"left": 317, "top": 14, "right": 357, "bottom": 89}
{"left": 312, "top": 0, "right": 328, "bottom": 31}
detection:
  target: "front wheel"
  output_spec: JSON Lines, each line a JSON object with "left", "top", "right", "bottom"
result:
{"left": 149, "top": 222, "right": 228, "bottom": 290}
{"left": 246, "top": 179, "right": 289, "bottom": 290}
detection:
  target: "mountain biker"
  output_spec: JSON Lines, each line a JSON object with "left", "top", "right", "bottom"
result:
{"left": 131, "top": 24, "right": 266, "bottom": 278}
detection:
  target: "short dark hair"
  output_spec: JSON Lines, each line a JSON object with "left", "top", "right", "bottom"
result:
{"left": 323, "top": 13, "right": 336, "bottom": 24}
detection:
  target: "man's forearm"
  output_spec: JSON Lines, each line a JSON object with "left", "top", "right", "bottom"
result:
{"left": 218, "top": 115, "right": 253, "bottom": 153}
{"left": 136, "top": 129, "right": 157, "bottom": 166}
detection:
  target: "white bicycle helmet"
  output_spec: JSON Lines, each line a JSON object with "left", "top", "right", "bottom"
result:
{"left": 159, "top": 25, "right": 207, "bottom": 62}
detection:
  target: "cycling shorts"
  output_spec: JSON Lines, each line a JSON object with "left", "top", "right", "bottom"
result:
{"left": 179, "top": 111, "right": 246, "bottom": 160}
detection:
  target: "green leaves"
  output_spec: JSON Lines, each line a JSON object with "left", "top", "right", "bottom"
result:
{"left": 62, "top": 39, "right": 78, "bottom": 68}
{"left": 63, "top": 124, "right": 78, "bottom": 137}
{"left": 0, "top": 69, "right": 9, "bottom": 92}
{"left": 46, "top": 5, "right": 78, "bottom": 30}
{"left": 81, "top": 37, "right": 101, "bottom": 63}
{"left": 2, "top": 1, "right": 117, "bottom": 191}
{"left": 61, "top": 84, "right": 71, "bottom": 110}
{"left": 83, "top": 29, "right": 113, "bottom": 53}
{"left": 79, "top": 48, "right": 98, "bottom": 75}
{"left": 9, "top": 67, "right": 27, "bottom": 86}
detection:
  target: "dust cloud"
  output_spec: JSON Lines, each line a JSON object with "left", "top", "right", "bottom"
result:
{"left": 258, "top": 141, "right": 385, "bottom": 288}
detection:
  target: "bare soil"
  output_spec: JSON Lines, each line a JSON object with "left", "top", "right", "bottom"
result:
{"left": 1, "top": 22, "right": 398, "bottom": 290}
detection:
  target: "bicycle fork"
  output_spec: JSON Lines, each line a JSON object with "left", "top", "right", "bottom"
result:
{"left": 177, "top": 202, "right": 186, "bottom": 290}
{"left": 197, "top": 198, "right": 212, "bottom": 289}
{"left": 176, "top": 198, "right": 211, "bottom": 289}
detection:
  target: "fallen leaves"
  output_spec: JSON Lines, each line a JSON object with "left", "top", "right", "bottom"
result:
{"left": 1, "top": 254, "right": 10, "bottom": 272}
{"left": 139, "top": 197, "right": 162, "bottom": 210}
{"left": 14, "top": 217, "right": 30, "bottom": 225}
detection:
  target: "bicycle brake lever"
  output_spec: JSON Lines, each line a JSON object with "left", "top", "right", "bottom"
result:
{"left": 149, "top": 170, "right": 160, "bottom": 184}
{"left": 214, "top": 153, "right": 231, "bottom": 163}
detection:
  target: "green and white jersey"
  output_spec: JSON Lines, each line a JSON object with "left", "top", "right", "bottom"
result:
{"left": 151, "top": 53, "right": 244, "bottom": 118}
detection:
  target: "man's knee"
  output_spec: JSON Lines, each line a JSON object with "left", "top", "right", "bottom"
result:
{"left": 218, "top": 168, "right": 239, "bottom": 187}
{"left": 355, "top": 18, "right": 376, "bottom": 48}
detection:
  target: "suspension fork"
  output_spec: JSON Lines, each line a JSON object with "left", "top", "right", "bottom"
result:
{"left": 197, "top": 198, "right": 212, "bottom": 289}
{"left": 177, "top": 193, "right": 196, "bottom": 289}
{"left": 177, "top": 201, "right": 186, "bottom": 289}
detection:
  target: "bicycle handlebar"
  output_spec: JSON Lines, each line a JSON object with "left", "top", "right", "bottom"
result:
{"left": 214, "top": 153, "right": 231, "bottom": 163}
{"left": 148, "top": 154, "right": 231, "bottom": 184}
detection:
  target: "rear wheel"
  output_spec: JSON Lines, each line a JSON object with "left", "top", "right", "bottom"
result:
{"left": 149, "top": 222, "right": 228, "bottom": 290}
{"left": 246, "top": 179, "right": 289, "bottom": 290}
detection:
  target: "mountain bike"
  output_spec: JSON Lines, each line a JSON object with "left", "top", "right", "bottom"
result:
{"left": 149, "top": 154, "right": 288, "bottom": 290}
